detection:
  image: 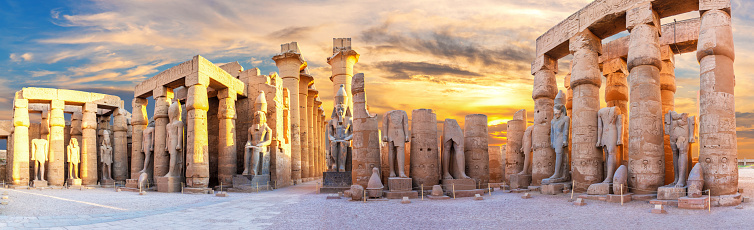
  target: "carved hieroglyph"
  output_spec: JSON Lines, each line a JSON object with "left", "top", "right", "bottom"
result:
{"left": 410, "top": 109, "right": 439, "bottom": 190}
{"left": 530, "top": 55, "right": 558, "bottom": 186}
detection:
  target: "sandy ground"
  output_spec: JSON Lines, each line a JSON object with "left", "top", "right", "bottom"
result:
{"left": 0, "top": 169, "right": 752, "bottom": 229}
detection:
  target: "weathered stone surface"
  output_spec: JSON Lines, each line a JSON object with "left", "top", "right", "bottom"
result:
{"left": 410, "top": 109, "right": 439, "bottom": 190}
{"left": 687, "top": 163, "right": 704, "bottom": 198}
{"left": 509, "top": 174, "right": 531, "bottom": 189}
{"left": 81, "top": 103, "right": 98, "bottom": 185}
{"left": 613, "top": 165, "right": 628, "bottom": 195}
{"left": 442, "top": 178, "right": 476, "bottom": 191}
{"left": 134, "top": 55, "right": 245, "bottom": 98}
{"left": 678, "top": 196, "right": 709, "bottom": 209}
{"left": 185, "top": 84, "right": 209, "bottom": 188}
{"left": 626, "top": 2, "right": 660, "bottom": 32}
{"left": 658, "top": 186, "right": 686, "bottom": 200}
{"left": 587, "top": 182, "right": 610, "bottom": 195}
{"left": 328, "top": 38, "right": 359, "bottom": 112}
{"left": 388, "top": 177, "right": 412, "bottom": 192}
{"left": 488, "top": 145, "right": 503, "bottom": 183}
{"left": 351, "top": 73, "right": 381, "bottom": 189}
{"left": 273, "top": 43, "right": 306, "bottom": 184}
{"left": 464, "top": 114, "right": 489, "bottom": 188}
{"left": 606, "top": 193, "right": 632, "bottom": 203}
{"left": 505, "top": 110, "right": 527, "bottom": 182}
{"left": 627, "top": 24, "right": 662, "bottom": 71}
{"left": 541, "top": 182, "right": 568, "bottom": 195}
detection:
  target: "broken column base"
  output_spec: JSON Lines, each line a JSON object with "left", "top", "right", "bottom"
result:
{"left": 657, "top": 186, "right": 686, "bottom": 200}
{"left": 509, "top": 174, "right": 531, "bottom": 189}
{"left": 320, "top": 171, "right": 352, "bottom": 194}
{"left": 156, "top": 176, "right": 181, "bottom": 193}
{"left": 366, "top": 188, "right": 383, "bottom": 199}
{"left": 586, "top": 182, "right": 610, "bottom": 195}
{"left": 679, "top": 196, "right": 709, "bottom": 209}
{"left": 711, "top": 193, "right": 743, "bottom": 207}
{"left": 606, "top": 193, "right": 633, "bottom": 203}
{"left": 541, "top": 182, "right": 571, "bottom": 195}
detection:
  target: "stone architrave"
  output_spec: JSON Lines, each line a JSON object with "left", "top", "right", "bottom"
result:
{"left": 217, "top": 88, "right": 237, "bottom": 187}
{"left": 272, "top": 42, "right": 306, "bottom": 184}
{"left": 697, "top": 2, "right": 738, "bottom": 199}
{"left": 113, "top": 107, "right": 129, "bottom": 182}
{"left": 130, "top": 98, "right": 148, "bottom": 180}
{"left": 626, "top": 2, "right": 665, "bottom": 194}
{"left": 383, "top": 110, "right": 409, "bottom": 178}
{"left": 569, "top": 29, "right": 603, "bottom": 192}
{"left": 81, "top": 103, "right": 98, "bottom": 185}
{"left": 530, "top": 54, "right": 558, "bottom": 186}
{"left": 48, "top": 100, "right": 65, "bottom": 186}
{"left": 410, "top": 109, "right": 439, "bottom": 190}
{"left": 464, "top": 114, "right": 489, "bottom": 188}
{"left": 31, "top": 139, "right": 49, "bottom": 181}
{"left": 351, "top": 73, "right": 381, "bottom": 188}
{"left": 67, "top": 138, "right": 80, "bottom": 179}
{"left": 505, "top": 109, "right": 526, "bottom": 181}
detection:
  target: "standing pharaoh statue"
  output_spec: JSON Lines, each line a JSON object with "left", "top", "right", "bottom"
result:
{"left": 518, "top": 126, "right": 534, "bottom": 176}
{"left": 442, "top": 119, "right": 470, "bottom": 180}
{"left": 31, "top": 139, "right": 49, "bottom": 181}
{"left": 664, "top": 111, "right": 695, "bottom": 187}
{"left": 164, "top": 99, "right": 184, "bottom": 178}
{"left": 596, "top": 106, "right": 623, "bottom": 183}
{"left": 100, "top": 130, "right": 113, "bottom": 180}
{"left": 67, "top": 138, "right": 80, "bottom": 179}
{"left": 243, "top": 92, "right": 272, "bottom": 176}
{"left": 140, "top": 119, "right": 155, "bottom": 174}
{"left": 382, "top": 110, "right": 409, "bottom": 178}
{"left": 543, "top": 91, "right": 570, "bottom": 184}
{"left": 327, "top": 85, "right": 353, "bottom": 172}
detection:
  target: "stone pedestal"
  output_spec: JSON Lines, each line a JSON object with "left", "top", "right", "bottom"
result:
{"left": 101, "top": 179, "right": 115, "bottom": 188}
{"left": 711, "top": 193, "right": 742, "bottom": 207}
{"left": 125, "top": 179, "right": 138, "bottom": 189}
{"left": 541, "top": 182, "right": 571, "bottom": 195}
{"left": 607, "top": 193, "right": 632, "bottom": 203}
{"left": 657, "top": 186, "right": 686, "bottom": 200}
{"left": 156, "top": 176, "right": 181, "bottom": 193}
{"left": 509, "top": 174, "right": 531, "bottom": 189}
{"left": 67, "top": 178, "right": 83, "bottom": 190}
{"left": 385, "top": 177, "right": 417, "bottom": 199}
{"left": 442, "top": 178, "right": 475, "bottom": 191}
{"left": 678, "top": 196, "right": 709, "bottom": 209}
{"left": 33, "top": 180, "right": 48, "bottom": 188}
{"left": 366, "top": 188, "right": 382, "bottom": 198}
{"left": 587, "top": 183, "right": 610, "bottom": 195}
{"left": 319, "top": 171, "right": 352, "bottom": 193}
{"left": 230, "top": 174, "right": 271, "bottom": 192}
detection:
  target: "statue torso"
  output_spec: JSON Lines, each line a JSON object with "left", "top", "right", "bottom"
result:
{"left": 249, "top": 124, "right": 270, "bottom": 146}
{"left": 598, "top": 107, "right": 619, "bottom": 146}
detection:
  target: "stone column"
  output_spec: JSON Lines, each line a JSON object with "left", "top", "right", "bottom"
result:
{"left": 299, "top": 75, "right": 312, "bottom": 180}
{"left": 659, "top": 45, "right": 677, "bottom": 185}
{"left": 327, "top": 38, "right": 360, "bottom": 112}
{"left": 569, "top": 29, "right": 603, "bottom": 192}
{"left": 186, "top": 78, "right": 210, "bottom": 188}
{"left": 272, "top": 43, "right": 306, "bottom": 184}
{"left": 11, "top": 97, "right": 30, "bottom": 186}
{"left": 113, "top": 106, "right": 129, "bottom": 182}
{"left": 697, "top": 1, "right": 737, "bottom": 197}
{"left": 505, "top": 109, "right": 526, "bottom": 181}
{"left": 153, "top": 87, "right": 173, "bottom": 179}
{"left": 314, "top": 100, "right": 323, "bottom": 177}
{"left": 464, "top": 114, "right": 489, "bottom": 188}
{"left": 307, "top": 87, "right": 317, "bottom": 179}
{"left": 626, "top": 2, "right": 664, "bottom": 194}
{"left": 409, "top": 109, "right": 439, "bottom": 190}
{"left": 603, "top": 58, "right": 629, "bottom": 167}
{"left": 130, "top": 98, "right": 148, "bottom": 179}
{"left": 530, "top": 55, "right": 558, "bottom": 186}
{"left": 81, "top": 103, "right": 98, "bottom": 185}
{"left": 218, "top": 88, "right": 237, "bottom": 187}
{"left": 318, "top": 111, "right": 325, "bottom": 175}
{"left": 47, "top": 100, "right": 65, "bottom": 186}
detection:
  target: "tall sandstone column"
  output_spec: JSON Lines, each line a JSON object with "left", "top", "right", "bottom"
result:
{"left": 464, "top": 114, "right": 489, "bottom": 188}
{"left": 12, "top": 96, "right": 30, "bottom": 186}
{"left": 272, "top": 42, "right": 306, "bottom": 184}
{"left": 530, "top": 55, "right": 558, "bottom": 186}
{"left": 113, "top": 106, "right": 129, "bottom": 182}
{"left": 218, "top": 88, "right": 237, "bottom": 187}
{"left": 697, "top": 0, "right": 738, "bottom": 198}
{"left": 626, "top": 2, "right": 665, "bottom": 194}
{"left": 659, "top": 45, "right": 677, "bottom": 185}
{"left": 186, "top": 77, "right": 210, "bottom": 188}
{"left": 409, "top": 109, "right": 439, "bottom": 190}
{"left": 81, "top": 103, "right": 98, "bottom": 185}
{"left": 48, "top": 100, "right": 65, "bottom": 186}
{"left": 327, "top": 38, "right": 359, "bottom": 112}
{"left": 314, "top": 100, "right": 323, "bottom": 176}
{"left": 569, "top": 29, "right": 603, "bottom": 192}
{"left": 299, "top": 75, "right": 312, "bottom": 179}
{"left": 351, "top": 73, "right": 382, "bottom": 188}
{"left": 319, "top": 112, "right": 326, "bottom": 175}
{"left": 130, "top": 98, "right": 148, "bottom": 179}
{"left": 505, "top": 109, "right": 526, "bottom": 181}
{"left": 307, "top": 87, "right": 317, "bottom": 179}
{"left": 153, "top": 87, "right": 173, "bottom": 179}
{"left": 603, "top": 58, "right": 629, "bottom": 167}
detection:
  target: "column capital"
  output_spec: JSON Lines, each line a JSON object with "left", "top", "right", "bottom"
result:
{"left": 217, "top": 88, "right": 237, "bottom": 101}
{"left": 531, "top": 54, "right": 558, "bottom": 75}
{"left": 569, "top": 29, "right": 601, "bottom": 55}
{"left": 626, "top": 2, "right": 660, "bottom": 35}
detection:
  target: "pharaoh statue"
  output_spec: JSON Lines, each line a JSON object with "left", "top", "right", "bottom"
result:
{"left": 543, "top": 91, "right": 570, "bottom": 184}
{"left": 140, "top": 119, "right": 155, "bottom": 174}
{"left": 596, "top": 106, "right": 623, "bottom": 183}
{"left": 67, "top": 138, "right": 80, "bottom": 179}
{"left": 31, "top": 139, "right": 49, "bottom": 181}
{"left": 664, "top": 111, "right": 695, "bottom": 187}
{"left": 164, "top": 99, "right": 184, "bottom": 178}
{"left": 327, "top": 85, "right": 353, "bottom": 172}
{"left": 100, "top": 130, "right": 113, "bottom": 180}
{"left": 517, "top": 125, "right": 534, "bottom": 176}
{"left": 243, "top": 92, "right": 272, "bottom": 176}
{"left": 442, "top": 118, "right": 470, "bottom": 180}
{"left": 382, "top": 110, "right": 409, "bottom": 178}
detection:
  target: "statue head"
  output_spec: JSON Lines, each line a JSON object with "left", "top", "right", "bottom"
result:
{"left": 168, "top": 100, "right": 182, "bottom": 122}
{"left": 255, "top": 91, "right": 267, "bottom": 114}
{"left": 254, "top": 111, "right": 267, "bottom": 125}
{"left": 333, "top": 84, "right": 347, "bottom": 120}
{"left": 70, "top": 138, "right": 78, "bottom": 148}
{"left": 553, "top": 104, "right": 567, "bottom": 119}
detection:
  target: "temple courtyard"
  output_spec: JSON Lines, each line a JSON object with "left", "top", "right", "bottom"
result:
{"left": 0, "top": 168, "right": 751, "bottom": 229}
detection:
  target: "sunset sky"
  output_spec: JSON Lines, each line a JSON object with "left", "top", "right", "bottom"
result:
{"left": 1, "top": 0, "right": 753, "bottom": 157}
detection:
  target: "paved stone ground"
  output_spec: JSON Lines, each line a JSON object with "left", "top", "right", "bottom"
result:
{"left": 1, "top": 169, "right": 753, "bottom": 229}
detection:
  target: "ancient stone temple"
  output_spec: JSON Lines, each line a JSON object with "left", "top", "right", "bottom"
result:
{"left": 6, "top": 88, "right": 128, "bottom": 187}
{"left": 532, "top": 0, "right": 739, "bottom": 205}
